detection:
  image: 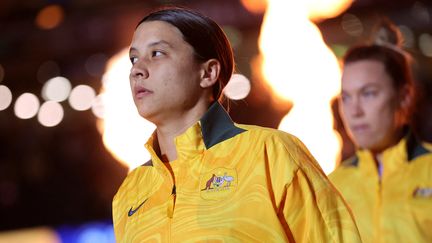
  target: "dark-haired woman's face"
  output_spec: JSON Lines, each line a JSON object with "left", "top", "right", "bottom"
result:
{"left": 339, "top": 60, "right": 403, "bottom": 152}
{"left": 128, "top": 20, "right": 206, "bottom": 124}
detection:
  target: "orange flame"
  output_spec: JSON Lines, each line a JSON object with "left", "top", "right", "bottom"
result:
{"left": 241, "top": 0, "right": 351, "bottom": 20}
{"left": 257, "top": 0, "right": 352, "bottom": 174}
{"left": 241, "top": 0, "right": 268, "bottom": 14}
{"left": 306, "top": 0, "right": 353, "bottom": 21}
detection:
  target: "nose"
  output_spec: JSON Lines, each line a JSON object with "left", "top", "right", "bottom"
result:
{"left": 341, "top": 96, "right": 364, "bottom": 120}
{"left": 130, "top": 59, "right": 149, "bottom": 80}
{"left": 350, "top": 97, "right": 364, "bottom": 118}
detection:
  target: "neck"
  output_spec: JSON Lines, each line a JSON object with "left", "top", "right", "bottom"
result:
{"left": 154, "top": 101, "right": 212, "bottom": 162}
{"left": 369, "top": 128, "right": 406, "bottom": 177}
{"left": 371, "top": 128, "right": 405, "bottom": 156}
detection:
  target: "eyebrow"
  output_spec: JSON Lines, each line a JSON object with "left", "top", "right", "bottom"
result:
{"left": 359, "top": 82, "right": 380, "bottom": 90}
{"left": 341, "top": 82, "right": 380, "bottom": 94}
{"left": 129, "top": 40, "right": 173, "bottom": 54}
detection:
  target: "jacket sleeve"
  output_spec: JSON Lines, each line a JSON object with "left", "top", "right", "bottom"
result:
{"left": 266, "top": 133, "right": 361, "bottom": 243}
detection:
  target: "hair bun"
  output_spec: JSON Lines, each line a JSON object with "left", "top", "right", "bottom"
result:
{"left": 371, "top": 18, "right": 404, "bottom": 48}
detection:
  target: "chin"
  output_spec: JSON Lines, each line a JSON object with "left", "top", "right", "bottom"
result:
{"left": 140, "top": 112, "right": 161, "bottom": 125}
{"left": 137, "top": 109, "right": 153, "bottom": 120}
{"left": 354, "top": 138, "right": 376, "bottom": 151}
{"left": 358, "top": 140, "right": 388, "bottom": 153}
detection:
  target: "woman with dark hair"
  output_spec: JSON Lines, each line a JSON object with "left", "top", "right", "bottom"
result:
{"left": 329, "top": 20, "right": 432, "bottom": 242}
{"left": 113, "top": 7, "right": 360, "bottom": 242}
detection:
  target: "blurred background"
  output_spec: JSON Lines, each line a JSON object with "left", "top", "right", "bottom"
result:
{"left": 1, "top": 0, "right": 431, "bottom": 242}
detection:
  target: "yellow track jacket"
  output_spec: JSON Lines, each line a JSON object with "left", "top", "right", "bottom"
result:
{"left": 329, "top": 133, "right": 432, "bottom": 243}
{"left": 113, "top": 102, "right": 360, "bottom": 242}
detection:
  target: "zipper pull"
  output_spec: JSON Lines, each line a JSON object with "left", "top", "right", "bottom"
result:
{"left": 172, "top": 185, "right": 176, "bottom": 195}
{"left": 167, "top": 185, "right": 176, "bottom": 218}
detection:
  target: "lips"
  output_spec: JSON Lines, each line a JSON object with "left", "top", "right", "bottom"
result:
{"left": 351, "top": 124, "right": 369, "bottom": 133}
{"left": 134, "top": 86, "right": 153, "bottom": 99}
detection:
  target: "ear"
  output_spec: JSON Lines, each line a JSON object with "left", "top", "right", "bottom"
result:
{"left": 396, "top": 85, "right": 412, "bottom": 125}
{"left": 399, "top": 85, "right": 412, "bottom": 109}
{"left": 200, "top": 59, "right": 220, "bottom": 88}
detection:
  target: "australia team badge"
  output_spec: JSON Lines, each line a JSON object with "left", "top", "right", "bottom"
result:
{"left": 199, "top": 167, "right": 237, "bottom": 200}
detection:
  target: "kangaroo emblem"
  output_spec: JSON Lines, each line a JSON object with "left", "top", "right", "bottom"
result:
{"left": 200, "top": 168, "right": 237, "bottom": 200}
{"left": 201, "top": 174, "right": 216, "bottom": 191}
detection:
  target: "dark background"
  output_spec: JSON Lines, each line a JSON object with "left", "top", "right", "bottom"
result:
{"left": 1, "top": 0, "right": 431, "bottom": 232}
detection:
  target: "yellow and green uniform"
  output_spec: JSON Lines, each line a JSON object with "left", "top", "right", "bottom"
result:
{"left": 329, "top": 133, "right": 432, "bottom": 243}
{"left": 113, "top": 102, "right": 360, "bottom": 242}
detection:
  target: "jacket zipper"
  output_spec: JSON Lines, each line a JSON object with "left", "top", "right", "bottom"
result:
{"left": 167, "top": 185, "right": 176, "bottom": 242}
{"left": 377, "top": 167, "right": 383, "bottom": 243}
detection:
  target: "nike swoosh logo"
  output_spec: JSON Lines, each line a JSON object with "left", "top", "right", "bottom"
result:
{"left": 128, "top": 199, "right": 148, "bottom": 217}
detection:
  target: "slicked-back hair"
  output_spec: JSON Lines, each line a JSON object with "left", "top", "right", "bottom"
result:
{"left": 137, "top": 7, "right": 234, "bottom": 101}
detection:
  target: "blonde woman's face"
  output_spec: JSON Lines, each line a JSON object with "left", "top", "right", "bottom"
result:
{"left": 339, "top": 60, "right": 403, "bottom": 152}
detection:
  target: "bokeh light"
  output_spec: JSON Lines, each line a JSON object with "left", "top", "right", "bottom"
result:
{"left": 223, "top": 74, "right": 251, "bottom": 100}
{"left": 91, "top": 94, "right": 106, "bottom": 119}
{"left": 41, "top": 76, "right": 72, "bottom": 102}
{"left": 0, "top": 227, "right": 60, "bottom": 243}
{"left": 0, "top": 85, "right": 13, "bottom": 111}
{"left": 411, "top": 2, "right": 430, "bottom": 24}
{"left": 14, "top": 93, "right": 40, "bottom": 119}
{"left": 341, "top": 13, "right": 363, "bottom": 37}
{"left": 398, "top": 25, "right": 415, "bottom": 48}
{"left": 0, "top": 222, "right": 115, "bottom": 243}
{"left": 37, "top": 101, "right": 64, "bottom": 127}
{"left": 69, "top": 85, "right": 96, "bottom": 111}
{"left": 419, "top": 33, "right": 432, "bottom": 57}
{"left": 57, "top": 222, "right": 114, "bottom": 243}
{"left": 76, "top": 227, "right": 113, "bottom": 243}
{"left": 240, "top": 0, "right": 268, "bottom": 14}
{"left": 35, "top": 4, "right": 64, "bottom": 30}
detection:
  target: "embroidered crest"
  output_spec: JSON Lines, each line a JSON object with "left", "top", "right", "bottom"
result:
{"left": 200, "top": 167, "right": 237, "bottom": 200}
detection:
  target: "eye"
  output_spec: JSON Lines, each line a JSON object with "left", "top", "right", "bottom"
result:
{"left": 340, "top": 93, "right": 350, "bottom": 103}
{"left": 151, "top": 50, "right": 163, "bottom": 57}
{"left": 130, "top": 56, "right": 138, "bottom": 65}
{"left": 362, "top": 89, "right": 378, "bottom": 98}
